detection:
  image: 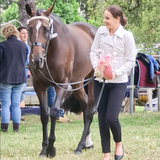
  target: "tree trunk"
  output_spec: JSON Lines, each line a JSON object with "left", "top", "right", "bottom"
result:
{"left": 17, "top": 0, "right": 36, "bottom": 26}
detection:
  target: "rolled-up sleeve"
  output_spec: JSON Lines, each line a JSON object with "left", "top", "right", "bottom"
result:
{"left": 115, "top": 31, "right": 136, "bottom": 76}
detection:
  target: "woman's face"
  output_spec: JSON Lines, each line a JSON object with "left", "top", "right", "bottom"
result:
{"left": 19, "top": 29, "right": 28, "bottom": 42}
{"left": 103, "top": 10, "right": 120, "bottom": 30}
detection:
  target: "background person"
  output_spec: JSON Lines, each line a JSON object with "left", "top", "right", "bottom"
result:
{"left": 17, "top": 26, "right": 30, "bottom": 107}
{"left": 0, "top": 23, "right": 27, "bottom": 132}
{"left": 89, "top": 5, "right": 135, "bottom": 160}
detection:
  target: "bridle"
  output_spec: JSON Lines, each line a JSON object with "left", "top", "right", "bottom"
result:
{"left": 27, "top": 16, "right": 57, "bottom": 62}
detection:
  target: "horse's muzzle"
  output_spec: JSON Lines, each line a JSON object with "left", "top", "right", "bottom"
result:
{"left": 32, "top": 57, "right": 44, "bottom": 69}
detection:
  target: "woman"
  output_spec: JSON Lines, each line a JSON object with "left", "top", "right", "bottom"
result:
{"left": 0, "top": 24, "right": 27, "bottom": 132}
{"left": 17, "top": 26, "right": 30, "bottom": 105}
{"left": 89, "top": 5, "right": 135, "bottom": 160}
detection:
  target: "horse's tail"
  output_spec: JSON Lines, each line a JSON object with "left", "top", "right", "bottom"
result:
{"left": 61, "top": 93, "right": 82, "bottom": 113}
{"left": 61, "top": 84, "right": 88, "bottom": 113}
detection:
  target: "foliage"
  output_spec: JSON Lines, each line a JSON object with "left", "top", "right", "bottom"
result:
{"left": 0, "top": 0, "right": 85, "bottom": 27}
{"left": 1, "top": 3, "right": 19, "bottom": 26}
{"left": 37, "top": 0, "right": 86, "bottom": 24}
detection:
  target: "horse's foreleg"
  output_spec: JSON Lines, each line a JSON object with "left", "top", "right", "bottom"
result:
{"left": 34, "top": 84, "right": 49, "bottom": 157}
{"left": 46, "top": 88, "right": 66, "bottom": 158}
{"left": 73, "top": 81, "right": 95, "bottom": 155}
{"left": 74, "top": 110, "right": 94, "bottom": 155}
{"left": 39, "top": 105, "right": 49, "bottom": 157}
{"left": 83, "top": 79, "right": 96, "bottom": 150}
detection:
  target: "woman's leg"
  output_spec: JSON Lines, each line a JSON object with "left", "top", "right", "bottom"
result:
{"left": 0, "top": 83, "right": 12, "bottom": 123}
{"left": 94, "top": 81, "right": 110, "bottom": 153}
{"left": 20, "top": 82, "right": 27, "bottom": 102}
{"left": 11, "top": 83, "right": 25, "bottom": 131}
{"left": 106, "top": 83, "right": 127, "bottom": 156}
{"left": 47, "top": 86, "right": 56, "bottom": 108}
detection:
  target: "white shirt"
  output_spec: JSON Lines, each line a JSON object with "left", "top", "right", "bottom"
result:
{"left": 89, "top": 25, "right": 136, "bottom": 83}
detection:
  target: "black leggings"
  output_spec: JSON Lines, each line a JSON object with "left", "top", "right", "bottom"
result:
{"left": 94, "top": 81, "right": 127, "bottom": 153}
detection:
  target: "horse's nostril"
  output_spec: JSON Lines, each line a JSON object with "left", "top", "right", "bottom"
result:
{"left": 39, "top": 58, "right": 42, "bottom": 64}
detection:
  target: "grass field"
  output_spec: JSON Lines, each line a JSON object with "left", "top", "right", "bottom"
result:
{"left": 1, "top": 106, "right": 160, "bottom": 160}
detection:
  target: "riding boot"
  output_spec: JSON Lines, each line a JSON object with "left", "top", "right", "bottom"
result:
{"left": 13, "top": 123, "right": 19, "bottom": 132}
{"left": 1, "top": 123, "right": 9, "bottom": 132}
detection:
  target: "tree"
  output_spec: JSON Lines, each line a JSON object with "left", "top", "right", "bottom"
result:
{"left": 0, "top": 0, "right": 35, "bottom": 27}
{"left": 0, "top": 0, "right": 85, "bottom": 27}
{"left": 17, "top": 0, "right": 36, "bottom": 26}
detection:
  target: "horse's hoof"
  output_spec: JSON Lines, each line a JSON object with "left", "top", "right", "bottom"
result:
{"left": 39, "top": 147, "right": 47, "bottom": 157}
{"left": 74, "top": 150, "right": 82, "bottom": 155}
{"left": 39, "top": 154, "right": 45, "bottom": 158}
{"left": 46, "top": 146, "right": 56, "bottom": 158}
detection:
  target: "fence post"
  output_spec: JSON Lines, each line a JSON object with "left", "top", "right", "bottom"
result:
{"left": 152, "top": 55, "right": 160, "bottom": 111}
{"left": 147, "top": 89, "right": 153, "bottom": 112}
{"left": 129, "top": 67, "right": 134, "bottom": 115}
{"left": 158, "top": 87, "right": 160, "bottom": 111}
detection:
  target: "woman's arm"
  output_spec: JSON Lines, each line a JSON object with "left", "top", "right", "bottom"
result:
{"left": 114, "top": 31, "right": 136, "bottom": 76}
{"left": 89, "top": 28, "right": 101, "bottom": 69}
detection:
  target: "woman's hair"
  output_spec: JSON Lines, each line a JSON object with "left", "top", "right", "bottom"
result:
{"left": 17, "top": 26, "right": 28, "bottom": 32}
{"left": 105, "top": 5, "right": 127, "bottom": 27}
{"left": 1, "top": 23, "right": 19, "bottom": 39}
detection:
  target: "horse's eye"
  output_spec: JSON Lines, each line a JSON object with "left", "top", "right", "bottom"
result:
{"left": 44, "top": 27, "right": 50, "bottom": 33}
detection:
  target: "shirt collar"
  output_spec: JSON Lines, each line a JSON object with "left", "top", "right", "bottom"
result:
{"left": 114, "top": 25, "right": 124, "bottom": 38}
{"left": 100, "top": 25, "right": 125, "bottom": 38}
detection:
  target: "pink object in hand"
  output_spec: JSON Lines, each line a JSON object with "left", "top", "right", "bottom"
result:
{"left": 103, "top": 65, "right": 113, "bottom": 79}
{"left": 97, "top": 56, "right": 113, "bottom": 79}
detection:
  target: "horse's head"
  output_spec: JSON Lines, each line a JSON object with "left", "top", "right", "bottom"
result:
{"left": 26, "top": 3, "right": 56, "bottom": 69}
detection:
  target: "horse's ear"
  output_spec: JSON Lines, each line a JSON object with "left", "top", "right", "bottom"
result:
{"left": 25, "top": 4, "right": 34, "bottom": 17}
{"left": 45, "top": 1, "right": 56, "bottom": 16}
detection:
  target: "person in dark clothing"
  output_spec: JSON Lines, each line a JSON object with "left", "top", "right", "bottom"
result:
{"left": 17, "top": 26, "right": 30, "bottom": 107}
{"left": 0, "top": 23, "right": 27, "bottom": 132}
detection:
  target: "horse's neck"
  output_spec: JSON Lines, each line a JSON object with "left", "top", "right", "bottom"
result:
{"left": 51, "top": 15, "right": 68, "bottom": 39}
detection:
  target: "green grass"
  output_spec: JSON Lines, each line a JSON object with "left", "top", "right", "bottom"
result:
{"left": 135, "top": 106, "right": 145, "bottom": 112}
{"left": 1, "top": 110, "right": 160, "bottom": 160}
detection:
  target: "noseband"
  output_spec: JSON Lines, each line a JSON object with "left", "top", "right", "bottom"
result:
{"left": 31, "top": 42, "right": 47, "bottom": 50}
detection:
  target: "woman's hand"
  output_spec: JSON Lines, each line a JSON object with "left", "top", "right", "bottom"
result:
{"left": 94, "top": 67, "right": 104, "bottom": 79}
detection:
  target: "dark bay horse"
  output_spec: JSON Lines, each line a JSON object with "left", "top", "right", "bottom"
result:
{"left": 25, "top": 3, "right": 97, "bottom": 158}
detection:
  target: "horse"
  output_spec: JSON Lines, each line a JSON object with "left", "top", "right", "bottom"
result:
{"left": 25, "top": 2, "right": 98, "bottom": 158}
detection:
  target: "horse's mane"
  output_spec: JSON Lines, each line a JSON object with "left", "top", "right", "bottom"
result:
{"left": 50, "top": 14, "right": 66, "bottom": 27}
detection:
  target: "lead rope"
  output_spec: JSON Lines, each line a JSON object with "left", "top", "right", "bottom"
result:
{"left": 39, "top": 66, "right": 95, "bottom": 92}
{"left": 94, "top": 79, "right": 105, "bottom": 112}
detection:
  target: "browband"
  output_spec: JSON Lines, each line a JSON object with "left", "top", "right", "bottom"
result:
{"left": 27, "top": 16, "right": 49, "bottom": 24}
